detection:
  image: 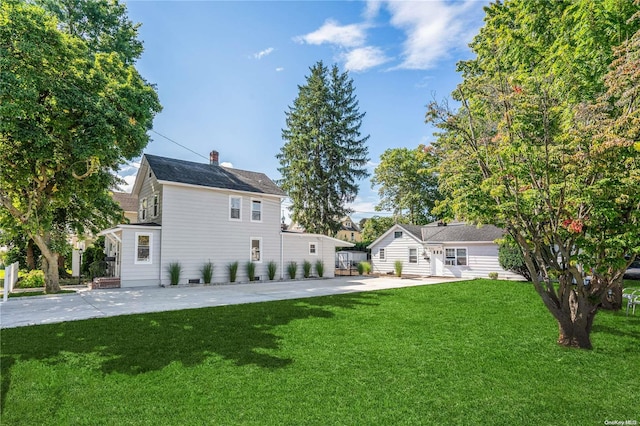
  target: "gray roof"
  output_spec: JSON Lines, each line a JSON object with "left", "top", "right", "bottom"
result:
{"left": 145, "top": 154, "right": 285, "bottom": 196}
{"left": 398, "top": 224, "right": 425, "bottom": 240}
{"left": 111, "top": 192, "right": 137, "bottom": 212}
{"left": 420, "top": 222, "right": 505, "bottom": 243}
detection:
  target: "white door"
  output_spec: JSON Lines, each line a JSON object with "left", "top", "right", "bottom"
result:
{"left": 431, "top": 248, "right": 444, "bottom": 276}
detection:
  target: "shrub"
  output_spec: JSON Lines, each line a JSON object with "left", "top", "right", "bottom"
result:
{"left": 498, "top": 237, "right": 533, "bottom": 281}
{"left": 246, "top": 261, "right": 256, "bottom": 281}
{"left": 315, "top": 260, "right": 325, "bottom": 278}
{"left": 201, "top": 261, "right": 214, "bottom": 284}
{"left": 88, "top": 261, "right": 106, "bottom": 279}
{"left": 303, "top": 260, "right": 312, "bottom": 278}
{"left": 17, "top": 270, "right": 44, "bottom": 288}
{"left": 168, "top": 262, "right": 182, "bottom": 285}
{"left": 267, "top": 261, "right": 277, "bottom": 280}
{"left": 488, "top": 272, "right": 499, "bottom": 280}
{"left": 287, "top": 261, "right": 298, "bottom": 279}
{"left": 356, "top": 262, "right": 365, "bottom": 275}
{"left": 394, "top": 260, "right": 403, "bottom": 277}
{"left": 228, "top": 261, "right": 239, "bottom": 283}
{"left": 357, "top": 261, "right": 371, "bottom": 275}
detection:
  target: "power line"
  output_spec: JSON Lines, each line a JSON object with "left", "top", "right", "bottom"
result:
{"left": 149, "top": 129, "right": 208, "bottom": 161}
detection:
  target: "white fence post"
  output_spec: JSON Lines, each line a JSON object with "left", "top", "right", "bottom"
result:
{"left": 2, "top": 261, "right": 19, "bottom": 302}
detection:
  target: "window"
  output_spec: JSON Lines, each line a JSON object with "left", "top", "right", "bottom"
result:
{"left": 379, "top": 248, "right": 385, "bottom": 261}
{"left": 445, "top": 248, "right": 467, "bottom": 266}
{"left": 309, "top": 242, "right": 317, "bottom": 255}
{"left": 229, "top": 196, "right": 241, "bottom": 220}
{"left": 139, "top": 198, "right": 147, "bottom": 221}
{"left": 135, "top": 233, "right": 152, "bottom": 264}
{"left": 152, "top": 194, "right": 159, "bottom": 218}
{"left": 409, "top": 248, "right": 418, "bottom": 263}
{"left": 394, "top": 231, "right": 403, "bottom": 238}
{"left": 250, "top": 238, "right": 262, "bottom": 262}
{"left": 251, "top": 199, "right": 262, "bottom": 222}
{"left": 350, "top": 232, "right": 355, "bottom": 241}
{"left": 345, "top": 221, "right": 351, "bottom": 228}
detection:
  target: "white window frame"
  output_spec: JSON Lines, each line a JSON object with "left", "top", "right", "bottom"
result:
{"left": 139, "top": 197, "right": 147, "bottom": 221}
{"left": 309, "top": 242, "right": 318, "bottom": 255}
{"left": 445, "top": 247, "right": 468, "bottom": 266}
{"left": 250, "top": 237, "right": 262, "bottom": 263}
{"left": 229, "top": 196, "right": 242, "bottom": 221}
{"left": 251, "top": 198, "right": 262, "bottom": 222}
{"left": 394, "top": 231, "right": 403, "bottom": 238}
{"left": 152, "top": 193, "right": 159, "bottom": 218}
{"left": 409, "top": 248, "right": 418, "bottom": 264}
{"left": 134, "top": 232, "right": 152, "bottom": 264}
{"left": 379, "top": 248, "right": 386, "bottom": 261}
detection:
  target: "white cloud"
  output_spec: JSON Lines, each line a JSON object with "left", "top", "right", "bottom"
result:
{"left": 116, "top": 161, "right": 140, "bottom": 192}
{"left": 363, "top": 0, "right": 382, "bottom": 20}
{"left": 386, "top": 0, "right": 480, "bottom": 70}
{"left": 296, "top": 19, "right": 367, "bottom": 48}
{"left": 343, "top": 46, "right": 389, "bottom": 72}
{"left": 275, "top": 67, "right": 284, "bottom": 72}
{"left": 221, "top": 161, "right": 234, "bottom": 168}
{"left": 253, "top": 47, "right": 274, "bottom": 59}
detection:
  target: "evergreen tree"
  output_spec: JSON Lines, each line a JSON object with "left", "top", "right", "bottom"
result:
{"left": 278, "top": 61, "right": 369, "bottom": 235}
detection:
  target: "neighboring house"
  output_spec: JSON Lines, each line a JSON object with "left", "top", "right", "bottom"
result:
{"left": 111, "top": 192, "right": 138, "bottom": 223}
{"left": 289, "top": 216, "right": 362, "bottom": 242}
{"left": 99, "top": 152, "right": 352, "bottom": 287}
{"left": 368, "top": 221, "right": 524, "bottom": 280}
{"left": 336, "top": 216, "right": 362, "bottom": 243}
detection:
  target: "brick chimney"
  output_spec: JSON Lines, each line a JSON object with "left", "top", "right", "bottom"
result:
{"left": 209, "top": 150, "right": 219, "bottom": 166}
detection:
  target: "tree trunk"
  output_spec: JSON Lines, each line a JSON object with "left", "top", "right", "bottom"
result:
{"left": 554, "top": 288, "right": 597, "bottom": 349}
{"left": 42, "top": 254, "right": 61, "bottom": 294}
{"left": 30, "top": 233, "right": 61, "bottom": 293}
{"left": 26, "top": 239, "right": 36, "bottom": 270}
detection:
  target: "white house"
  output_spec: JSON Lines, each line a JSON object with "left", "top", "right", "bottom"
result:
{"left": 99, "top": 152, "right": 352, "bottom": 287}
{"left": 368, "top": 222, "right": 525, "bottom": 280}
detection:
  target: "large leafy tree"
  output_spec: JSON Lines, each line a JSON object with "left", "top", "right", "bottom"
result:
{"left": 0, "top": 0, "right": 161, "bottom": 293}
{"left": 278, "top": 61, "right": 370, "bottom": 235}
{"left": 427, "top": 0, "right": 640, "bottom": 349}
{"left": 371, "top": 145, "right": 440, "bottom": 224}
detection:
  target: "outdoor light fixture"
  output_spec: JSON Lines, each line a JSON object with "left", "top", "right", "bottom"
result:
{"left": 78, "top": 248, "right": 84, "bottom": 285}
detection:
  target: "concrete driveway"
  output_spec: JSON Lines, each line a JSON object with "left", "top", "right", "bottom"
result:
{"left": 0, "top": 276, "right": 464, "bottom": 329}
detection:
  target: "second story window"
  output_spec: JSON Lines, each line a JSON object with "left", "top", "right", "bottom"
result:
{"left": 251, "top": 199, "right": 262, "bottom": 222}
{"left": 230, "top": 196, "right": 241, "bottom": 220}
{"left": 139, "top": 198, "right": 147, "bottom": 221}
{"left": 152, "top": 194, "right": 159, "bottom": 218}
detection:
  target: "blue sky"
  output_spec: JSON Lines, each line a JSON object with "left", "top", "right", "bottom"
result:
{"left": 120, "top": 0, "right": 489, "bottom": 222}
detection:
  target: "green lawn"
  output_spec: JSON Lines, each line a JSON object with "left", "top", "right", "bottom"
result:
{"left": 1, "top": 279, "right": 638, "bottom": 425}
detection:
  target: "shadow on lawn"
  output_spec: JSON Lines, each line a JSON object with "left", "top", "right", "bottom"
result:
{"left": 0, "top": 291, "right": 383, "bottom": 399}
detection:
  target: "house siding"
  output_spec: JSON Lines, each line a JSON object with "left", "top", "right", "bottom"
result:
{"left": 435, "top": 243, "right": 522, "bottom": 280}
{"left": 159, "top": 184, "right": 282, "bottom": 285}
{"left": 119, "top": 227, "right": 162, "bottom": 287}
{"left": 137, "top": 168, "right": 163, "bottom": 224}
{"left": 370, "top": 229, "right": 430, "bottom": 276}
{"left": 282, "top": 234, "right": 341, "bottom": 279}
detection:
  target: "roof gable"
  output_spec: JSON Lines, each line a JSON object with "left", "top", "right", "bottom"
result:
{"left": 144, "top": 154, "right": 285, "bottom": 196}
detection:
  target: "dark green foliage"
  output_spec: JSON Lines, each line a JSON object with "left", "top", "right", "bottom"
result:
{"left": 315, "top": 260, "right": 324, "bottom": 278}
{"left": 371, "top": 145, "right": 440, "bottom": 224}
{"left": 228, "top": 262, "right": 239, "bottom": 283}
{"left": 498, "top": 238, "right": 532, "bottom": 281}
{"left": 88, "top": 261, "right": 106, "bottom": 280}
{"left": 267, "top": 261, "right": 277, "bottom": 281}
{"left": 246, "top": 262, "right": 256, "bottom": 281}
{"left": 167, "top": 262, "right": 181, "bottom": 285}
{"left": 278, "top": 61, "right": 369, "bottom": 235}
{"left": 0, "top": 0, "right": 161, "bottom": 293}
{"left": 287, "top": 262, "right": 297, "bottom": 279}
{"left": 303, "top": 260, "right": 312, "bottom": 278}
{"left": 201, "top": 261, "right": 214, "bottom": 284}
